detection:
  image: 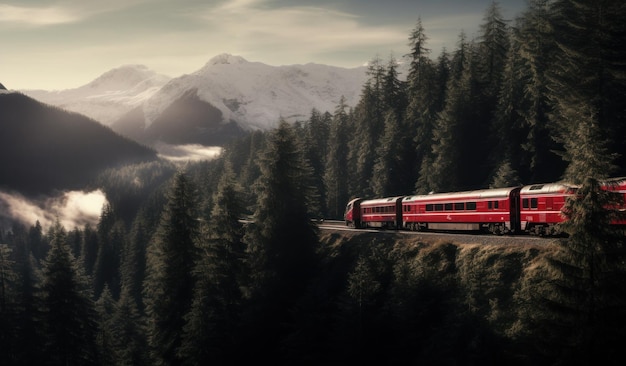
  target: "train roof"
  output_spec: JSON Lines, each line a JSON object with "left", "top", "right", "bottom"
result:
{"left": 519, "top": 182, "right": 579, "bottom": 194}
{"left": 402, "top": 186, "right": 520, "bottom": 203}
{"left": 360, "top": 196, "right": 405, "bottom": 206}
{"left": 601, "top": 177, "right": 626, "bottom": 191}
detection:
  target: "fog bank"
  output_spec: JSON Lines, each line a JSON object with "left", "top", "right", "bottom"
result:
{"left": 0, "top": 189, "right": 108, "bottom": 231}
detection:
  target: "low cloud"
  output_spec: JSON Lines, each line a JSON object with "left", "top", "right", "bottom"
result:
{"left": 155, "top": 143, "right": 223, "bottom": 162}
{"left": 0, "top": 189, "right": 108, "bottom": 231}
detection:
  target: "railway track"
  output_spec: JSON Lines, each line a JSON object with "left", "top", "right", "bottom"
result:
{"left": 317, "top": 220, "right": 557, "bottom": 245}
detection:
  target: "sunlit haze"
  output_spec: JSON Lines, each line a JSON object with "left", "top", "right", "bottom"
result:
{"left": 0, "top": 189, "right": 108, "bottom": 230}
{"left": 1, "top": 0, "right": 526, "bottom": 90}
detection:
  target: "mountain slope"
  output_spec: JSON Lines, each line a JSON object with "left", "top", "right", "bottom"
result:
{"left": 0, "top": 92, "right": 158, "bottom": 195}
{"left": 110, "top": 54, "right": 369, "bottom": 145}
{"left": 22, "top": 65, "right": 170, "bottom": 126}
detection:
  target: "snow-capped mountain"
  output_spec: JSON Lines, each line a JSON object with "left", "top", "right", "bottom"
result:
{"left": 138, "top": 53, "right": 368, "bottom": 132}
{"left": 20, "top": 53, "right": 388, "bottom": 145}
{"left": 22, "top": 65, "right": 171, "bottom": 125}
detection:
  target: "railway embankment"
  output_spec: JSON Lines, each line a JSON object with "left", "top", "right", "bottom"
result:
{"left": 314, "top": 230, "right": 563, "bottom": 363}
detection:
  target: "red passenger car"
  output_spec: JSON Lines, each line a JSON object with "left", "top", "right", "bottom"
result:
{"left": 358, "top": 196, "right": 404, "bottom": 229}
{"left": 401, "top": 187, "right": 522, "bottom": 234}
{"left": 344, "top": 198, "right": 364, "bottom": 228}
{"left": 519, "top": 183, "right": 578, "bottom": 235}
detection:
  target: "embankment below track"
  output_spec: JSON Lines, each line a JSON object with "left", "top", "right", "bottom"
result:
{"left": 315, "top": 229, "right": 561, "bottom": 363}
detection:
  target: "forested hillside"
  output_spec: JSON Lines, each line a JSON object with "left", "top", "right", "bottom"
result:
{"left": 1, "top": 1, "right": 625, "bottom": 365}
{"left": 0, "top": 93, "right": 157, "bottom": 195}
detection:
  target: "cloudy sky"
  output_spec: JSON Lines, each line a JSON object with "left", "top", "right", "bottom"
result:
{"left": 1, "top": 0, "right": 527, "bottom": 90}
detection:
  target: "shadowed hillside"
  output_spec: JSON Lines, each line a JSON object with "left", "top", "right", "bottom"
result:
{"left": 0, "top": 92, "right": 157, "bottom": 195}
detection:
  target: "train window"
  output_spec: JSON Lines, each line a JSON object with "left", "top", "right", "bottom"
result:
{"left": 435, "top": 204, "right": 444, "bottom": 211}
{"left": 488, "top": 201, "right": 492, "bottom": 209}
{"left": 426, "top": 204, "right": 434, "bottom": 211}
{"left": 494, "top": 201, "right": 499, "bottom": 209}
{"left": 466, "top": 202, "right": 477, "bottom": 210}
{"left": 454, "top": 202, "right": 464, "bottom": 210}
{"left": 529, "top": 185, "right": 544, "bottom": 190}
{"left": 445, "top": 203, "right": 453, "bottom": 211}
{"left": 531, "top": 198, "right": 538, "bottom": 209}
{"left": 522, "top": 198, "right": 529, "bottom": 209}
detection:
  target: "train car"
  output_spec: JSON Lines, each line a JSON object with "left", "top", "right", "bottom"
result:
{"left": 358, "top": 196, "right": 404, "bottom": 229}
{"left": 519, "top": 182, "right": 579, "bottom": 235}
{"left": 401, "top": 187, "right": 522, "bottom": 234}
{"left": 344, "top": 198, "right": 364, "bottom": 228}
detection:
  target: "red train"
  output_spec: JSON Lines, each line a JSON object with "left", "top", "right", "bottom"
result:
{"left": 344, "top": 179, "right": 626, "bottom": 236}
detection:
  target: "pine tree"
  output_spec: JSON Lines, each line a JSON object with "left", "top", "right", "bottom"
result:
{"left": 143, "top": 172, "right": 199, "bottom": 366}
{"left": 514, "top": 0, "right": 564, "bottom": 182}
{"left": 302, "top": 109, "right": 330, "bottom": 218}
{"left": 12, "top": 250, "right": 45, "bottom": 365}
{"left": 351, "top": 57, "right": 387, "bottom": 196}
{"left": 526, "top": 178, "right": 626, "bottom": 364}
{"left": 549, "top": 0, "right": 626, "bottom": 179}
{"left": 41, "top": 220, "right": 98, "bottom": 365}
{"left": 95, "top": 285, "right": 117, "bottom": 366}
{"left": 324, "top": 96, "right": 351, "bottom": 219}
{"left": 242, "top": 120, "right": 320, "bottom": 361}
{"left": 179, "top": 164, "right": 245, "bottom": 365}
{"left": 111, "top": 289, "right": 149, "bottom": 366}
{"left": 371, "top": 109, "right": 404, "bottom": 197}
{"left": 405, "top": 18, "right": 438, "bottom": 193}
{"left": 425, "top": 33, "right": 474, "bottom": 192}
{"left": 0, "top": 243, "right": 17, "bottom": 364}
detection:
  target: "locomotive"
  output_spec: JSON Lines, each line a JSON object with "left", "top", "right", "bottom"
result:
{"left": 344, "top": 179, "right": 626, "bottom": 236}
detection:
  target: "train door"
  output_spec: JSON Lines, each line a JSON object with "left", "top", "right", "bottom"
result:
{"left": 509, "top": 187, "right": 522, "bottom": 233}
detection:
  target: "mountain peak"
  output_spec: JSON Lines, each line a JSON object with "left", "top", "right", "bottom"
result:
{"left": 85, "top": 64, "right": 164, "bottom": 91}
{"left": 206, "top": 53, "right": 248, "bottom": 66}
{"left": 0, "top": 82, "right": 6, "bottom": 90}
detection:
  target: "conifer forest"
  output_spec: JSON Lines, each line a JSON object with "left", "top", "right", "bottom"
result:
{"left": 1, "top": 1, "right": 626, "bottom": 365}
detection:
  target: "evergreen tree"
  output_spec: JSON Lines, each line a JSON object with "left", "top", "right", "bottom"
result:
{"left": 548, "top": 0, "right": 626, "bottom": 179}
{"left": 425, "top": 33, "right": 474, "bottom": 192}
{"left": 179, "top": 164, "right": 245, "bottom": 365}
{"left": 0, "top": 243, "right": 17, "bottom": 364}
{"left": 324, "top": 96, "right": 351, "bottom": 219}
{"left": 302, "top": 109, "right": 330, "bottom": 218}
{"left": 371, "top": 109, "right": 404, "bottom": 197}
{"left": 41, "top": 220, "right": 98, "bottom": 365}
{"left": 95, "top": 285, "right": 117, "bottom": 366}
{"left": 525, "top": 178, "right": 626, "bottom": 364}
{"left": 405, "top": 18, "right": 442, "bottom": 193}
{"left": 143, "top": 171, "right": 199, "bottom": 366}
{"left": 12, "top": 251, "right": 45, "bottom": 365}
{"left": 514, "top": 0, "right": 564, "bottom": 182}
{"left": 242, "top": 120, "right": 320, "bottom": 361}
{"left": 80, "top": 223, "right": 99, "bottom": 277}
{"left": 93, "top": 215, "right": 125, "bottom": 300}
{"left": 351, "top": 57, "right": 387, "bottom": 196}
{"left": 111, "top": 289, "right": 149, "bottom": 366}
{"left": 121, "top": 211, "right": 150, "bottom": 314}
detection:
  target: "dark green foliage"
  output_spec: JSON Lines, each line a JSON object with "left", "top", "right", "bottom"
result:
{"left": 41, "top": 220, "right": 98, "bottom": 365}
{"left": 242, "top": 120, "right": 320, "bottom": 361}
{"left": 143, "top": 172, "right": 199, "bottom": 366}
{"left": 324, "top": 97, "right": 351, "bottom": 219}
{"left": 93, "top": 205, "right": 124, "bottom": 300}
{"left": 179, "top": 165, "right": 245, "bottom": 364}
{"left": 522, "top": 178, "right": 626, "bottom": 364}
{"left": 549, "top": 0, "right": 626, "bottom": 180}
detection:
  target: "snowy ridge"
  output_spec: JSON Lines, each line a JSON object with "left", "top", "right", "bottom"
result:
{"left": 19, "top": 53, "right": 379, "bottom": 135}
{"left": 141, "top": 53, "right": 369, "bottom": 131}
{"left": 22, "top": 65, "right": 171, "bottom": 125}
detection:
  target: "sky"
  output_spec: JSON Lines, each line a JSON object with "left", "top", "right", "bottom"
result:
{"left": 1, "top": 0, "right": 528, "bottom": 90}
